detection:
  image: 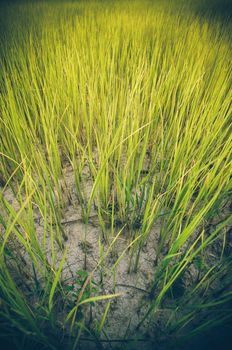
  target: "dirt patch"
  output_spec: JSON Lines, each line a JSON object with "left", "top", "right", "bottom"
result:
{"left": 1, "top": 166, "right": 231, "bottom": 349}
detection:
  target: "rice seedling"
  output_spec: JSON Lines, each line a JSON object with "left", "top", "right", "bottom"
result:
{"left": 0, "top": 0, "right": 231, "bottom": 349}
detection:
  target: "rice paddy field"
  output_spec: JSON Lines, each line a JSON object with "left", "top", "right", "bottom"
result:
{"left": 0, "top": 0, "right": 232, "bottom": 349}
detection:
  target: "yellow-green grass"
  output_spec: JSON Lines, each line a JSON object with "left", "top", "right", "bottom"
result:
{"left": 0, "top": 0, "right": 231, "bottom": 349}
